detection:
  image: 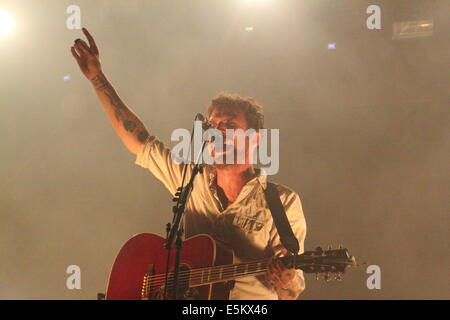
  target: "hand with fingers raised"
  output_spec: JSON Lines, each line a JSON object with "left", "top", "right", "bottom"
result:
{"left": 71, "top": 27, "right": 102, "bottom": 80}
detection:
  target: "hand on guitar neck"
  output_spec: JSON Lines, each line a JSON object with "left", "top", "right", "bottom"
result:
{"left": 266, "top": 248, "right": 303, "bottom": 300}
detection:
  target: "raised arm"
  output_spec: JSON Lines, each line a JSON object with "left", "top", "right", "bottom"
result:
{"left": 71, "top": 27, "right": 149, "bottom": 155}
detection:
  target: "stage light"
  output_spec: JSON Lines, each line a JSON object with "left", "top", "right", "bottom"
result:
{"left": 392, "top": 19, "right": 434, "bottom": 40}
{"left": 0, "top": 9, "right": 16, "bottom": 37}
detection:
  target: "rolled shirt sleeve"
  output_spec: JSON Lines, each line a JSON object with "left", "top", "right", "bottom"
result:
{"left": 135, "top": 135, "right": 192, "bottom": 196}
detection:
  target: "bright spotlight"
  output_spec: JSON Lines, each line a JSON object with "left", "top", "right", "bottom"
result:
{"left": 0, "top": 9, "right": 16, "bottom": 37}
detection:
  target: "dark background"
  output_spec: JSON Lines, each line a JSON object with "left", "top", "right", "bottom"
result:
{"left": 0, "top": 0, "right": 448, "bottom": 299}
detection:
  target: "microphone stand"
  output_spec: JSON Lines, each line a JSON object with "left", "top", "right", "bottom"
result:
{"left": 163, "top": 117, "right": 210, "bottom": 300}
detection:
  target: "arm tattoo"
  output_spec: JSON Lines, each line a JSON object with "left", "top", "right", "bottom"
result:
{"left": 91, "top": 75, "right": 108, "bottom": 91}
{"left": 114, "top": 109, "right": 122, "bottom": 122}
{"left": 93, "top": 77, "right": 147, "bottom": 138}
{"left": 105, "top": 91, "right": 125, "bottom": 110}
{"left": 104, "top": 90, "right": 130, "bottom": 124}
{"left": 123, "top": 120, "right": 137, "bottom": 132}
{"left": 137, "top": 130, "right": 149, "bottom": 143}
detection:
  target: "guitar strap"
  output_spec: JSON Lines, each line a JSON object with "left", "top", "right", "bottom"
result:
{"left": 264, "top": 182, "right": 300, "bottom": 254}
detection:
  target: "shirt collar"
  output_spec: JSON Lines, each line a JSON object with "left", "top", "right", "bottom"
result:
{"left": 207, "top": 166, "right": 267, "bottom": 190}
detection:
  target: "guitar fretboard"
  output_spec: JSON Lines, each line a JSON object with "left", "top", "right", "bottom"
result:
{"left": 188, "top": 259, "right": 270, "bottom": 286}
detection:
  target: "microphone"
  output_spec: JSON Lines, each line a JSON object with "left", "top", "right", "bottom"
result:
{"left": 196, "top": 113, "right": 218, "bottom": 142}
{"left": 196, "top": 113, "right": 213, "bottom": 130}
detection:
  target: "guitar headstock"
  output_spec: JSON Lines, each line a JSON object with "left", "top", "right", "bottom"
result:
{"left": 282, "top": 246, "right": 356, "bottom": 282}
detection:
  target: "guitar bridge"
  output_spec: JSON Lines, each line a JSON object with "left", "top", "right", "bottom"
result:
{"left": 141, "top": 264, "right": 154, "bottom": 300}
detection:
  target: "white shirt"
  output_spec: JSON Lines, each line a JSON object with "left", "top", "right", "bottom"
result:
{"left": 135, "top": 135, "right": 307, "bottom": 299}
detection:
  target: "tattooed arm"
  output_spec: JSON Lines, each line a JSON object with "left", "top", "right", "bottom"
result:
{"left": 89, "top": 72, "right": 149, "bottom": 154}
{"left": 71, "top": 27, "right": 149, "bottom": 155}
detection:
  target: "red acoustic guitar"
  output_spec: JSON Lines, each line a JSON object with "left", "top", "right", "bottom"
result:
{"left": 106, "top": 233, "right": 356, "bottom": 300}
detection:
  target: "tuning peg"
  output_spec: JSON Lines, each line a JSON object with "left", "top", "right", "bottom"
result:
{"left": 328, "top": 245, "right": 332, "bottom": 250}
{"left": 338, "top": 245, "right": 342, "bottom": 249}
{"left": 324, "top": 272, "right": 332, "bottom": 282}
{"left": 315, "top": 273, "right": 319, "bottom": 281}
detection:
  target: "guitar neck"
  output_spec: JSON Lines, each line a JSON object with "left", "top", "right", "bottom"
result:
{"left": 163, "top": 248, "right": 354, "bottom": 288}
{"left": 188, "top": 258, "right": 271, "bottom": 287}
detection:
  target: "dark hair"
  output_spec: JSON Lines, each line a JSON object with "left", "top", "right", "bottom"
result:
{"left": 207, "top": 93, "right": 265, "bottom": 130}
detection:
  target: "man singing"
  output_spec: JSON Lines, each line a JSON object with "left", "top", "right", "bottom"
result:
{"left": 71, "top": 28, "right": 306, "bottom": 300}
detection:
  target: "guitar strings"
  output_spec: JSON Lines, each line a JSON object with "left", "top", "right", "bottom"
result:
{"left": 146, "top": 269, "right": 268, "bottom": 295}
{"left": 148, "top": 259, "right": 268, "bottom": 281}
{"left": 143, "top": 254, "right": 312, "bottom": 285}
{"left": 142, "top": 261, "right": 271, "bottom": 296}
{"left": 152, "top": 261, "right": 270, "bottom": 286}
{"left": 143, "top": 256, "right": 314, "bottom": 286}
{"left": 143, "top": 259, "right": 270, "bottom": 285}
{"left": 145, "top": 266, "right": 270, "bottom": 295}
{"left": 144, "top": 263, "right": 335, "bottom": 297}
{"left": 143, "top": 255, "right": 291, "bottom": 284}
{"left": 143, "top": 262, "right": 329, "bottom": 294}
